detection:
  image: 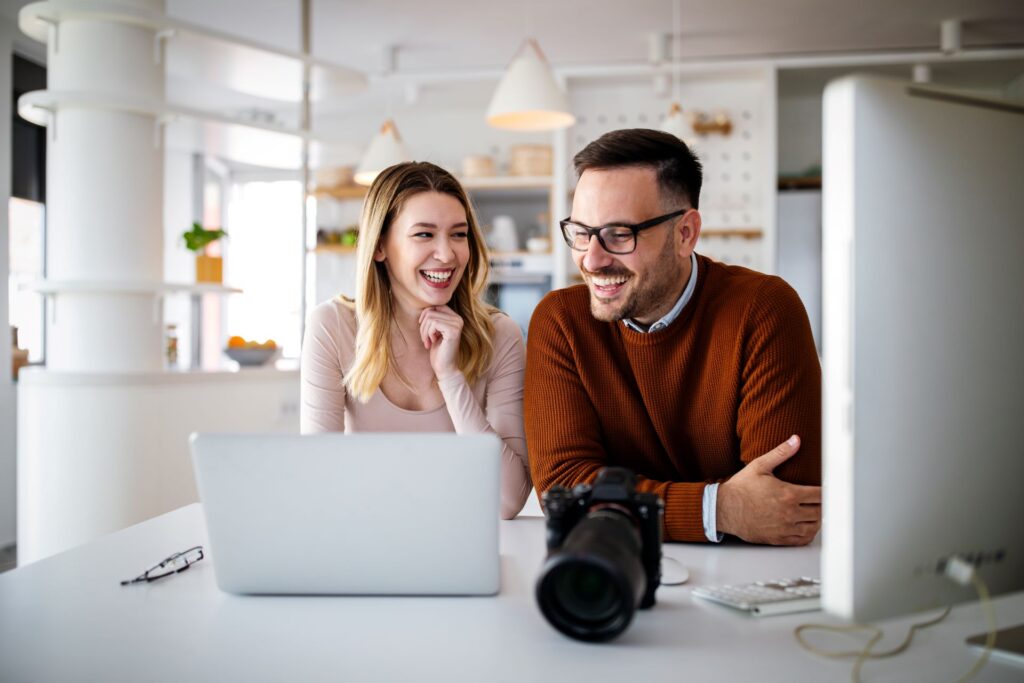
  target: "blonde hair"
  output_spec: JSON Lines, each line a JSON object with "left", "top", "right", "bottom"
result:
{"left": 344, "top": 162, "right": 496, "bottom": 402}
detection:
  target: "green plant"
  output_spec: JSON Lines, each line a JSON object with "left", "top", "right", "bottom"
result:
{"left": 182, "top": 222, "right": 228, "bottom": 253}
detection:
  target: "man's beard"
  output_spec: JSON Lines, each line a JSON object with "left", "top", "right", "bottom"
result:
{"left": 584, "top": 242, "right": 685, "bottom": 323}
{"left": 587, "top": 266, "right": 638, "bottom": 321}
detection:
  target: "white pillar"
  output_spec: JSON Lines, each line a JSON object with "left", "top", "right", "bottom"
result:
{"left": 17, "top": 0, "right": 172, "bottom": 562}
{"left": 45, "top": 0, "right": 166, "bottom": 372}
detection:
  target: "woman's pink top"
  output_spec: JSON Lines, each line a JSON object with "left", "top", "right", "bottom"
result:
{"left": 300, "top": 298, "right": 532, "bottom": 519}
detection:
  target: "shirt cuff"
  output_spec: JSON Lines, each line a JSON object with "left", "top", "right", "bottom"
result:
{"left": 702, "top": 483, "right": 725, "bottom": 543}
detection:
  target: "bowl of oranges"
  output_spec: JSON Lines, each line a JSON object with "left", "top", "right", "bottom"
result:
{"left": 224, "top": 336, "right": 279, "bottom": 367}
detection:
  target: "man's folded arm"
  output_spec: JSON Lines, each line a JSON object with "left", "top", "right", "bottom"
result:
{"left": 736, "top": 277, "right": 822, "bottom": 485}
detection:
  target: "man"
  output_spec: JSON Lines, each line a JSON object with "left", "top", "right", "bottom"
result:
{"left": 524, "top": 128, "right": 821, "bottom": 545}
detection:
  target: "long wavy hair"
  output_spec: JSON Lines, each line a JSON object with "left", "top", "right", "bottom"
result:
{"left": 344, "top": 161, "right": 496, "bottom": 402}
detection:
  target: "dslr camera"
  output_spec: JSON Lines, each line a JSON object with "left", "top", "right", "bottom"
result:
{"left": 535, "top": 467, "right": 664, "bottom": 642}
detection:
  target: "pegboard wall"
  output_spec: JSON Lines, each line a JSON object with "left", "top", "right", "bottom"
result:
{"left": 567, "top": 72, "right": 775, "bottom": 272}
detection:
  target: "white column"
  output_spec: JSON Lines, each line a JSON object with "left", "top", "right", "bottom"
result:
{"left": 17, "top": 0, "right": 172, "bottom": 562}
{"left": 45, "top": 0, "right": 166, "bottom": 372}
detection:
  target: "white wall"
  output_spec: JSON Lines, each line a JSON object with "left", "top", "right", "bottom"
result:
{"left": 18, "top": 369, "right": 300, "bottom": 563}
{"left": 778, "top": 91, "right": 823, "bottom": 177}
{"left": 777, "top": 190, "right": 822, "bottom": 351}
{"left": 1, "top": 17, "right": 17, "bottom": 548}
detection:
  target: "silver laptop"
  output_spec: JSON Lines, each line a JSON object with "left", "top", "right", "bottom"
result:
{"left": 189, "top": 432, "right": 501, "bottom": 596}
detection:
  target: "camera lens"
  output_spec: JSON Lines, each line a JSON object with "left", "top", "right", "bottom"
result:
{"left": 551, "top": 563, "right": 623, "bottom": 624}
{"left": 536, "top": 509, "right": 646, "bottom": 641}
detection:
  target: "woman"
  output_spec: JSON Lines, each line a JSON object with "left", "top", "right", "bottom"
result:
{"left": 300, "top": 161, "right": 531, "bottom": 519}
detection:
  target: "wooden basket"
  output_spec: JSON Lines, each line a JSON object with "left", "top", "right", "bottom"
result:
{"left": 462, "top": 155, "right": 495, "bottom": 178}
{"left": 510, "top": 145, "right": 552, "bottom": 176}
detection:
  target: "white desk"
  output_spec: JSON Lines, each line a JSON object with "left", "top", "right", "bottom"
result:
{"left": 1, "top": 504, "right": 1022, "bottom": 682}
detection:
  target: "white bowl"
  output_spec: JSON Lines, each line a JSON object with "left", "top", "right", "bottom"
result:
{"left": 526, "top": 236, "right": 551, "bottom": 253}
{"left": 224, "top": 347, "right": 279, "bottom": 367}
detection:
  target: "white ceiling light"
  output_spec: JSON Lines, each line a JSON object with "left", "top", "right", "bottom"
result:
{"left": 486, "top": 39, "right": 575, "bottom": 131}
{"left": 354, "top": 119, "right": 411, "bottom": 186}
{"left": 661, "top": 102, "right": 689, "bottom": 139}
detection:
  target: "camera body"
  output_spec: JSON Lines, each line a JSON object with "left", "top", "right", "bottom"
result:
{"left": 542, "top": 468, "right": 664, "bottom": 612}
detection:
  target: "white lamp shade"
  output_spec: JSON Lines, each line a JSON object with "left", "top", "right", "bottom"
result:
{"left": 660, "top": 102, "right": 689, "bottom": 139}
{"left": 660, "top": 102, "right": 701, "bottom": 157}
{"left": 486, "top": 39, "right": 575, "bottom": 131}
{"left": 355, "top": 120, "right": 412, "bottom": 186}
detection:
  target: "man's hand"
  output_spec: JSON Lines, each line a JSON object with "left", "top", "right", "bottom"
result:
{"left": 716, "top": 435, "right": 821, "bottom": 546}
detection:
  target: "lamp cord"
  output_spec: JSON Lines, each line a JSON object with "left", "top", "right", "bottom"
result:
{"left": 671, "top": 0, "right": 681, "bottom": 104}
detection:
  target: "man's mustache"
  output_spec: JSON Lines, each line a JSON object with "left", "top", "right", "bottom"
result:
{"left": 581, "top": 267, "right": 633, "bottom": 278}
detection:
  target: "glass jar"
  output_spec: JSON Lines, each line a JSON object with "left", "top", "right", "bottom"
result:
{"left": 165, "top": 324, "right": 179, "bottom": 368}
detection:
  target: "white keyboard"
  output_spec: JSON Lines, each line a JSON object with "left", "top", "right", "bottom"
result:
{"left": 692, "top": 577, "right": 821, "bottom": 616}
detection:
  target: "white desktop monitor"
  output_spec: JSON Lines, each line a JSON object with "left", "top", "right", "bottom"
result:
{"left": 820, "top": 75, "right": 1024, "bottom": 622}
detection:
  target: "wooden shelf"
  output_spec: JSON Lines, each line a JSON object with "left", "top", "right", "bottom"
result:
{"left": 489, "top": 250, "right": 544, "bottom": 258}
{"left": 311, "top": 185, "right": 368, "bottom": 201}
{"left": 311, "top": 244, "right": 358, "bottom": 254}
{"left": 459, "top": 175, "right": 553, "bottom": 190}
{"left": 702, "top": 228, "right": 763, "bottom": 240}
{"left": 777, "top": 176, "right": 822, "bottom": 190}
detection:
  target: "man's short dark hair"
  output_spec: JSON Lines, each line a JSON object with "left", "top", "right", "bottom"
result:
{"left": 572, "top": 129, "right": 703, "bottom": 209}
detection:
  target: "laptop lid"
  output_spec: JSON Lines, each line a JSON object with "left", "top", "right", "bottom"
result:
{"left": 190, "top": 432, "right": 501, "bottom": 596}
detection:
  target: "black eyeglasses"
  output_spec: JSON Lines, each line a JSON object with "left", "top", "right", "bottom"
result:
{"left": 559, "top": 209, "right": 688, "bottom": 255}
{"left": 120, "top": 546, "right": 204, "bottom": 585}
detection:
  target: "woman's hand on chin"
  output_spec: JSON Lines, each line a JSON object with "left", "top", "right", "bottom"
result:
{"left": 418, "top": 305, "right": 464, "bottom": 381}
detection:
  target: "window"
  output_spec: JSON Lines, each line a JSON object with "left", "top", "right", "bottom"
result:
{"left": 8, "top": 198, "right": 45, "bottom": 364}
{"left": 10, "top": 54, "right": 47, "bottom": 370}
{"left": 225, "top": 180, "right": 304, "bottom": 358}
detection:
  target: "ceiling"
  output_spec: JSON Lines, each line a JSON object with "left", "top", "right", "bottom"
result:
{"left": 4, "top": 0, "right": 1022, "bottom": 169}
{"left": 6, "top": 0, "right": 1024, "bottom": 74}
{"left": 177, "top": 0, "right": 1024, "bottom": 74}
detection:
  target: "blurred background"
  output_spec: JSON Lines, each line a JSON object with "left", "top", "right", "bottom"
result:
{"left": 1, "top": 0, "right": 1022, "bottom": 566}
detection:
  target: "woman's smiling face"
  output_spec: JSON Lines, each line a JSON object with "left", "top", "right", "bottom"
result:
{"left": 374, "top": 191, "right": 471, "bottom": 312}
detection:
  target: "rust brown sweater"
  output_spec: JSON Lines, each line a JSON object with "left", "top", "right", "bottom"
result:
{"left": 525, "top": 254, "right": 821, "bottom": 542}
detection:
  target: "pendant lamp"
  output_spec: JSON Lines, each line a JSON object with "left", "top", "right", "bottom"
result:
{"left": 354, "top": 119, "right": 411, "bottom": 186}
{"left": 486, "top": 39, "right": 575, "bottom": 131}
{"left": 661, "top": 102, "right": 689, "bottom": 140}
{"left": 660, "top": 0, "right": 691, "bottom": 143}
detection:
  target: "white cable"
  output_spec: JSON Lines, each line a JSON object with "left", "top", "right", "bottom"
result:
{"left": 793, "top": 554, "right": 997, "bottom": 683}
{"left": 944, "top": 558, "right": 997, "bottom": 683}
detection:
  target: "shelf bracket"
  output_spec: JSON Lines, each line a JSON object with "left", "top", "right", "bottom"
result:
{"left": 153, "top": 29, "right": 176, "bottom": 66}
